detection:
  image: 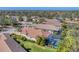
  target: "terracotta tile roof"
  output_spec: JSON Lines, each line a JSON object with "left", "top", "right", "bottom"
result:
{"left": 44, "top": 19, "right": 61, "bottom": 27}
{"left": 0, "top": 33, "right": 11, "bottom": 52}
{"left": 21, "top": 27, "right": 51, "bottom": 39}
{"left": 0, "top": 33, "right": 7, "bottom": 40}
{"left": 32, "top": 24, "right": 60, "bottom": 31}
{"left": 0, "top": 40, "right": 11, "bottom": 52}
{"left": 42, "top": 30, "right": 51, "bottom": 37}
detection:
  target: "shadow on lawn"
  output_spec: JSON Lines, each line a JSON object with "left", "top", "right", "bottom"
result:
{"left": 21, "top": 45, "right": 31, "bottom": 52}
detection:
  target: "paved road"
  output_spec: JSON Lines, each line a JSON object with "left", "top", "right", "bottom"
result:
{"left": 0, "top": 27, "right": 17, "bottom": 34}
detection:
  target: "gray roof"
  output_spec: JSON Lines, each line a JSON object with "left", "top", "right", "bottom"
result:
{"left": 4, "top": 33, "right": 26, "bottom": 52}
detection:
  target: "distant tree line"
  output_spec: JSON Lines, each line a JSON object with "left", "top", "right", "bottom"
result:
{"left": 0, "top": 10, "right": 79, "bottom": 19}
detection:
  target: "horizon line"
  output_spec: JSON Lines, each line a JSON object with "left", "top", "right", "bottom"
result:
{"left": 0, "top": 7, "right": 79, "bottom": 11}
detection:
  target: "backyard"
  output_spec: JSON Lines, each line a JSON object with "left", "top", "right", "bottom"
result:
{"left": 23, "top": 41, "right": 57, "bottom": 52}
{"left": 10, "top": 34, "right": 57, "bottom": 52}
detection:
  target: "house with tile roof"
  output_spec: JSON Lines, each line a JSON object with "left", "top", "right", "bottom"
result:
{"left": 21, "top": 27, "right": 51, "bottom": 40}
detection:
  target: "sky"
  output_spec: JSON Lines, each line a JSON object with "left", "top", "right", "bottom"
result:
{"left": 0, "top": 7, "right": 79, "bottom": 10}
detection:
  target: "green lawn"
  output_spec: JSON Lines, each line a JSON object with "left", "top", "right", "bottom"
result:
{"left": 23, "top": 41, "right": 57, "bottom": 52}
{"left": 11, "top": 34, "right": 57, "bottom": 52}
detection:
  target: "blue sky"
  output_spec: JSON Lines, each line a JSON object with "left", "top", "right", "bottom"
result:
{"left": 0, "top": 7, "right": 79, "bottom": 11}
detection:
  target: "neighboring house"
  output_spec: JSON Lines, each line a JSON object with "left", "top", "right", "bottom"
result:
{"left": 74, "top": 18, "right": 79, "bottom": 21}
{"left": 32, "top": 24, "right": 60, "bottom": 32}
{"left": 5, "top": 15, "right": 10, "bottom": 18}
{"left": 21, "top": 27, "right": 51, "bottom": 40}
{"left": 29, "top": 19, "right": 61, "bottom": 32}
{"left": 11, "top": 16, "right": 27, "bottom": 22}
{"left": 44, "top": 19, "right": 61, "bottom": 27}
{"left": 31, "top": 16, "right": 40, "bottom": 20}
{"left": 31, "top": 16, "right": 43, "bottom": 23}
{"left": 0, "top": 33, "right": 25, "bottom": 52}
{"left": 11, "top": 16, "right": 19, "bottom": 21}
{"left": 0, "top": 25, "right": 2, "bottom": 28}
{"left": 22, "top": 16, "right": 27, "bottom": 22}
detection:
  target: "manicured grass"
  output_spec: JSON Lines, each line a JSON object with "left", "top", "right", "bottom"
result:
{"left": 11, "top": 34, "right": 57, "bottom": 52}
{"left": 23, "top": 41, "right": 57, "bottom": 52}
